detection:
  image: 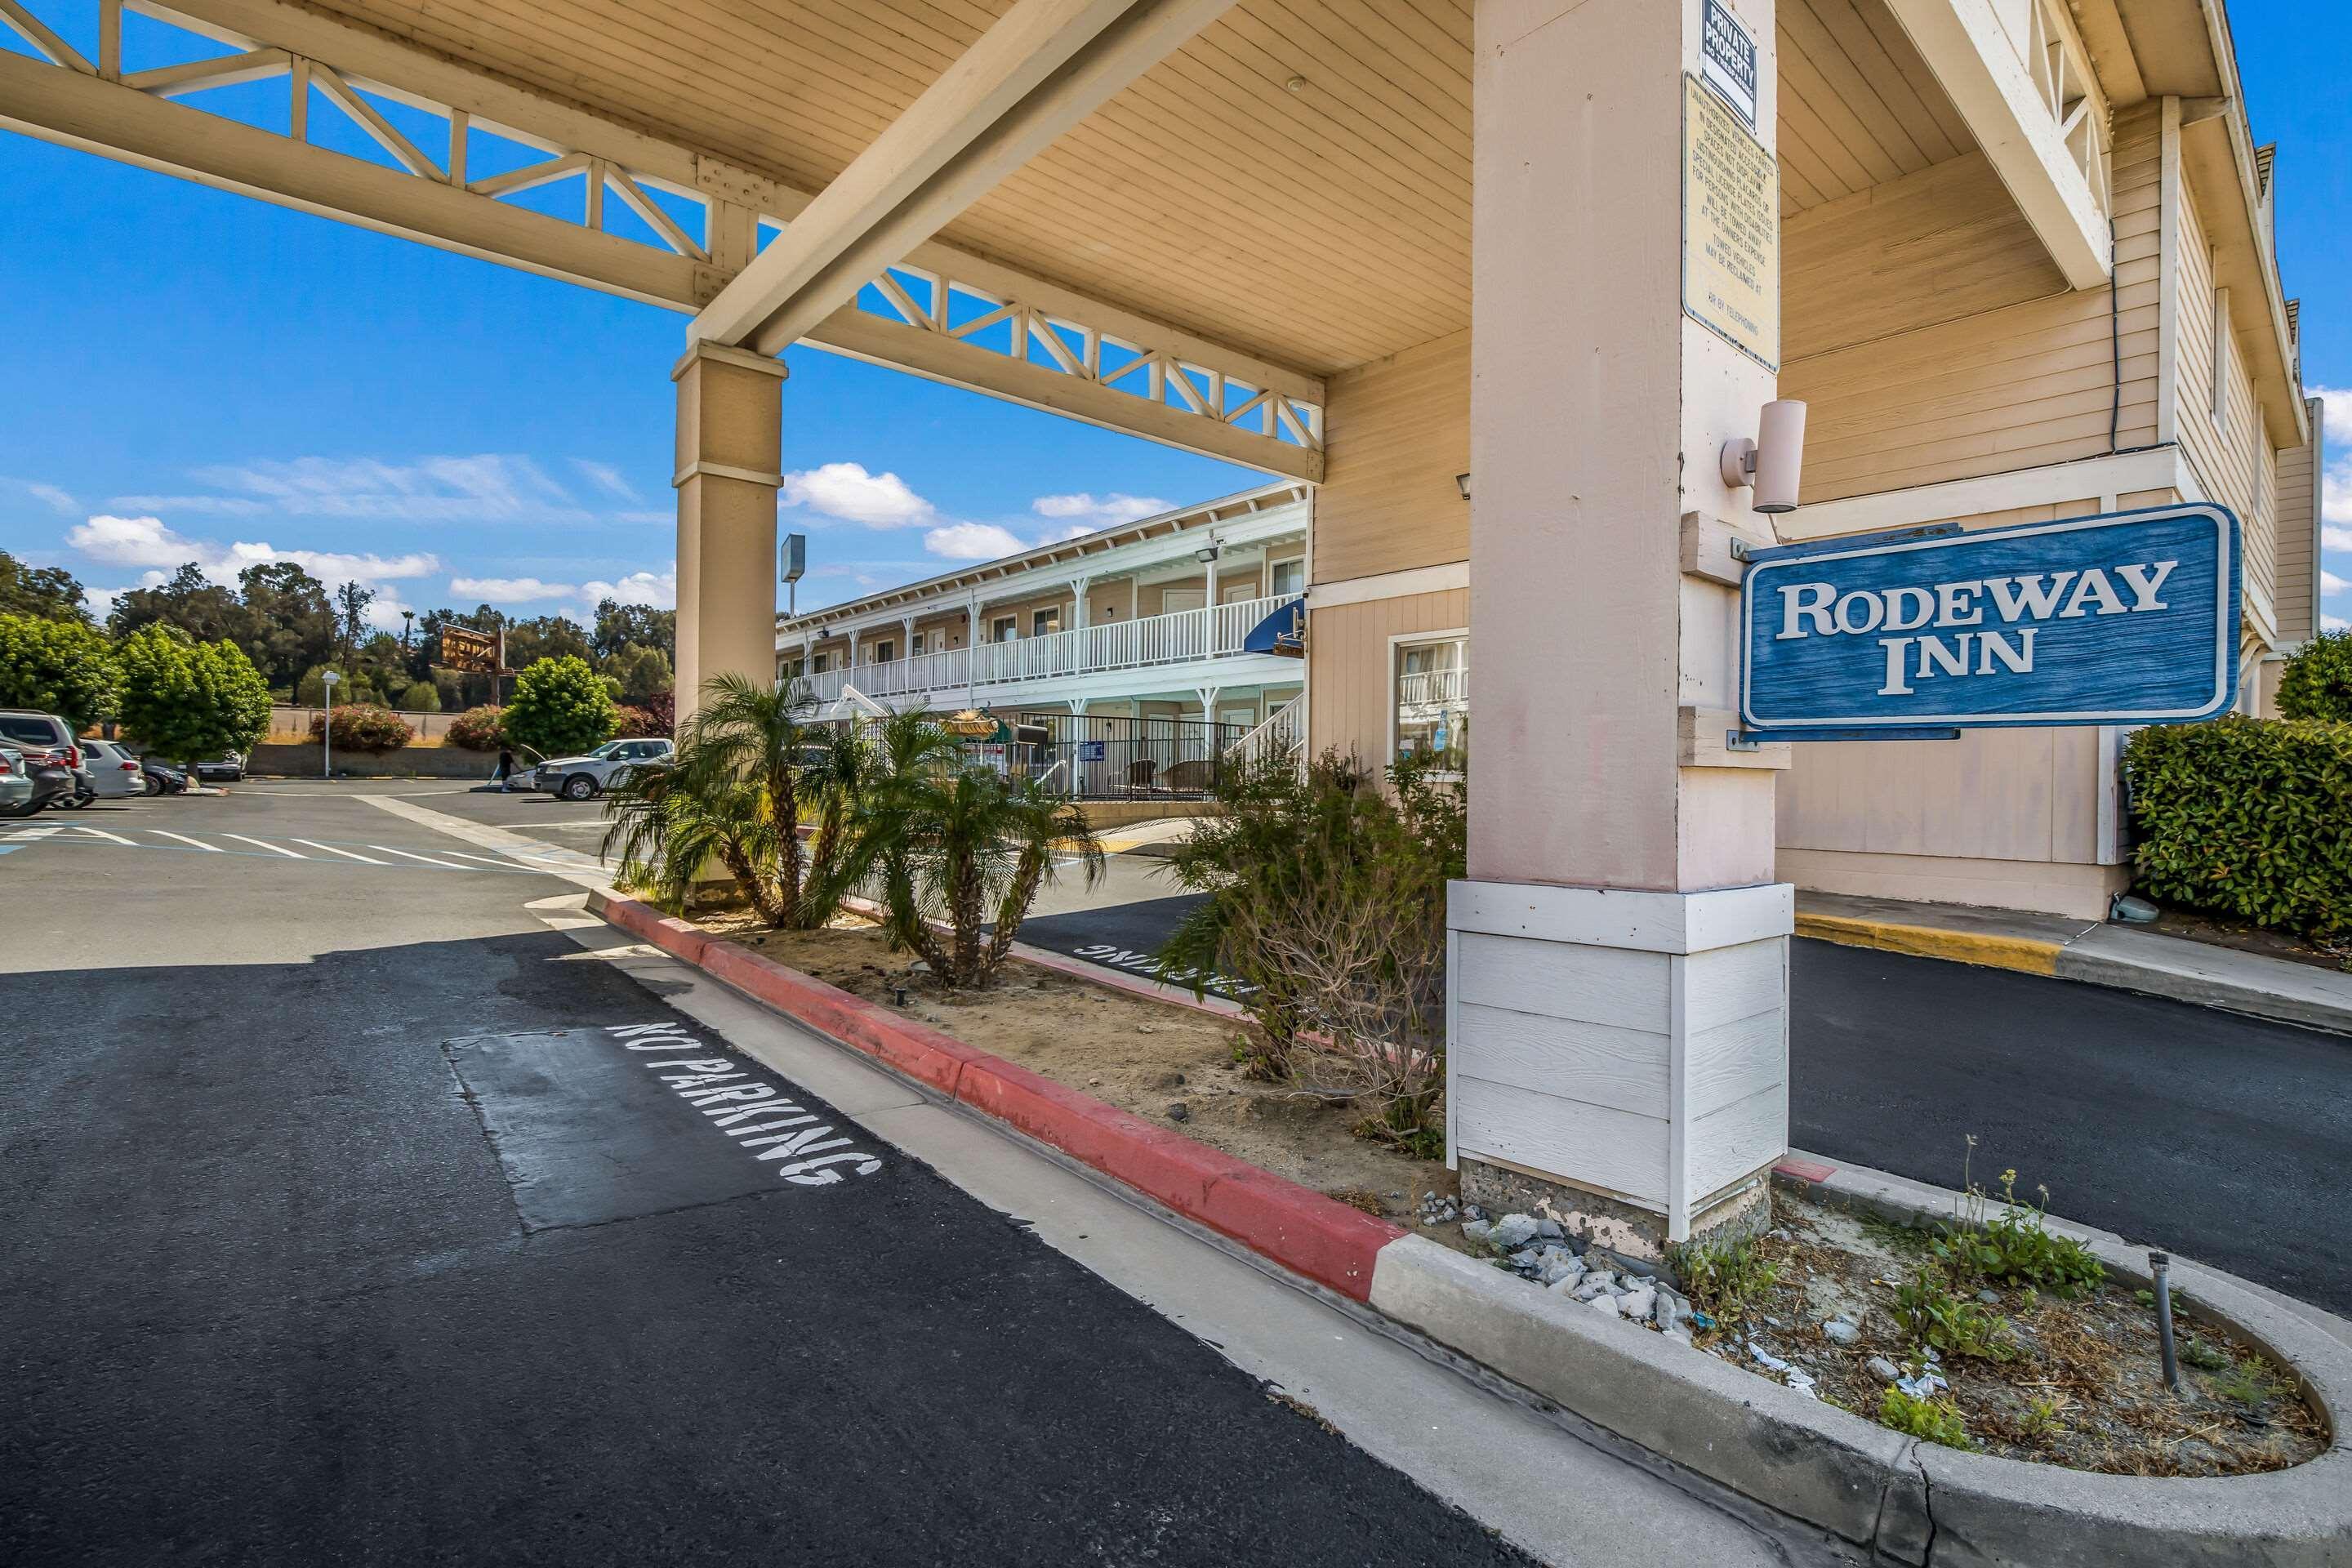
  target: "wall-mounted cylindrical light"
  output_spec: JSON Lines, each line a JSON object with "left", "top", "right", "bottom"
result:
{"left": 1718, "top": 399, "right": 1807, "bottom": 514}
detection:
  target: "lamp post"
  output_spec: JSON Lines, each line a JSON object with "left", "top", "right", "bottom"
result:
{"left": 320, "top": 668, "right": 341, "bottom": 780}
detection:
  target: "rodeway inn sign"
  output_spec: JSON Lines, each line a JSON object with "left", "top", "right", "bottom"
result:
{"left": 1740, "top": 504, "right": 2241, "bottom": 736}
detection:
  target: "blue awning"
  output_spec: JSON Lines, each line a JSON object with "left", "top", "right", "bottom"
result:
{"left": 1241, "top": 595, "right": 1306, "bottom": 657}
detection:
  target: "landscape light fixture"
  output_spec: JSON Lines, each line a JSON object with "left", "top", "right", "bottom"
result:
{"left": 1718, "top": 399, "right": 1808, "bottom": 514}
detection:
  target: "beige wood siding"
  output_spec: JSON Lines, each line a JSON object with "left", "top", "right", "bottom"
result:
{"left": 1780, "top": 105, "right": 2163, "bottom": 503}
{"left": 1305, "top": 588, "right": 1468, "bottom": 762}
{"left": 2172, "top": 175, "right": 2281, "bottom": 629}
{"left": 2275, "top": 410, "right": 2322, "bottom": 644}
{"left": 1312, "top": 330, "right": 1469, "bottom": 584}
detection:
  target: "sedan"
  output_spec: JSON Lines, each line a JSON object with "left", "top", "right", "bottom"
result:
{"left": 193, "top": 752, "right": 245, "bottom": 783}
{"left": 0, "top": 745, "right": 35, "bottom": 817}
{"left": 142, "top": 759, "right": 189, "bottom": 795}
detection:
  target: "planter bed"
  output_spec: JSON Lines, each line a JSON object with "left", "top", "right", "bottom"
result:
{"left": 697, "top": 914, "right": 1460, "bottom": 1235}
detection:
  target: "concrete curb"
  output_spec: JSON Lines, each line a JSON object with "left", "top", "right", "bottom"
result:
{"left": 590, "top": 891, "right": 1401, "bottom": 1302}
{"left": 595, "top": 891, "right": 2352, "bottom": 1563}
{"left": 1795, "top": 911, "right": 2061, "bottom": 977}
{"left": 1798, "top": 912, "right": 2352, "bottom": 1036}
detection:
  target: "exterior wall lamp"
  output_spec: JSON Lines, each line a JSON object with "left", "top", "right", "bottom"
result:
{"left": 1455, "top": 472, "right": 1471, "bottom": 501}
{"left": 1717, "top": 399, "right": 1807, "bottom": 514}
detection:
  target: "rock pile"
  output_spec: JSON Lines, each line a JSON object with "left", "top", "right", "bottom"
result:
{"left": 1463, "top": 1212, "right": 1696, "bottom": 1343}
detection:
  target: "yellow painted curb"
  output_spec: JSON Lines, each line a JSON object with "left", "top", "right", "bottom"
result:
{"left": 1794, "top": 913, "right": 2063, "bottom": 977}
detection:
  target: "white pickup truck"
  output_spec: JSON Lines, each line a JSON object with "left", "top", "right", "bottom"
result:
{"left": 528, "top": 737, "right": 674, "bottom": 800}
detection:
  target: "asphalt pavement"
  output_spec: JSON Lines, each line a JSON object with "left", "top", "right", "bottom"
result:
{"left": 1009, "top": 855, "right": 2352, "bottom": 1318}
{"left": 0, "top": 782, "right": 1657, "bottom": 1568}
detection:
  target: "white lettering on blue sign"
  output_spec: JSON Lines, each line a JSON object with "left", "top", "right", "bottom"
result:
{"left": 1740, "top": 505, "right": 2238, "bottom": 732}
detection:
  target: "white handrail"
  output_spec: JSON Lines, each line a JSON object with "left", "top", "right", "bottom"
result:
{"left": 1227, "top": 691, "right": 1306, "bottom": 768}
{"left": 791, "top": 593, "right": 1301, "bottom": 704}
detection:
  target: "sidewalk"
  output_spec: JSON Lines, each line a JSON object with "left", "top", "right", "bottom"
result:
{"left": 1797, "top": 890, "right": 2352, "bottom": 1036}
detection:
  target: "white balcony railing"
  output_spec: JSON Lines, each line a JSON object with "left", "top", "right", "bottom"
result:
{"left": 1397, "top": 667, "right": 1468, "bottom": 708}
{"left": 791, "top": 593, "right": 1299, "bottom": 706}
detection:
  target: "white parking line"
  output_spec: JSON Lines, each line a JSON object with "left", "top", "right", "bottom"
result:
{"left": 149, "top": 830, "right": 222, "bottom": 851}
{"left": 294, "top": 840, "right": 388, "bottom": 865}
{"left": 225, "top": 834, "right": 305, "bottom": 858}
{"left": 369, "top": 844, "right": 474, "bottom": 871}
{"left": 442, "top": 849, "right": 532, "bottom": 870}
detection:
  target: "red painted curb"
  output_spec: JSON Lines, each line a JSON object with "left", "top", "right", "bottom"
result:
{"left": 597, "top": 894, "right": 1405, "bottom": 1300}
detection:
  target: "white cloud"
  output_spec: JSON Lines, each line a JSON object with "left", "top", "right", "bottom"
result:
{"left": 778, "top": 462, "right": 936, "bottom": 528}
{"left": 68, "top": 513, "right": 438, "bottom": 584}
{"left": 2328, "top": 524, "right": 2352, "bottom": 554}
{"left": 580, "top": 568, "right": 676, "bottom": 609}
{"left": 6, "top": 479, "right": 79, "bottom": 516}
{"left": 83, "top": 585, "right": 121, "bottom": 621}
{"left": 451, "top": 576, "right": 577, "bottom": 601}
{"left": 924, "top": 522, "right": 1026, "bottom": 561}
{"left": 571, "top": 459, "right": 636, "bottom": 500}
{"left": 2323, "top": 568, "right": 2350, "bottom": 598}
{"left": 113, "top": 453, "right": 590, "bottom": 523}
{"left": 2326, "top": 613, "right": 2349, "bottom": 634}
{"left": 1031, "top": 491, "right": 1169, "bottom": 531}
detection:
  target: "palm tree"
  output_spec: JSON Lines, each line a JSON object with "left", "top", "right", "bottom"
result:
{"left": 600, "top": 672, "right": 846, "bottom": 928}
{"left": 858, "top": 722, "right": 1107, "bottom": 987}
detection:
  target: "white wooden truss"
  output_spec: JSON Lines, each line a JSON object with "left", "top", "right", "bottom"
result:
{"left": 0, "top": 0, "right": 1325, "bottom": 478}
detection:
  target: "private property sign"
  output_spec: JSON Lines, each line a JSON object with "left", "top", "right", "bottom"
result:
{"left": 1740, "top": 504, "right": 2240, "bottom": 735}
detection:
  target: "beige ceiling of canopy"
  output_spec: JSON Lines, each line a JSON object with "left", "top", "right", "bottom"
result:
{"left": 298, "top": 0, "right": 1971, "bottom": 378}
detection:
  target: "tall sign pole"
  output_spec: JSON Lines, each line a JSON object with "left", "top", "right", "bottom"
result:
{"left": 320, "top": 668, "right": 341, "bottom": 780}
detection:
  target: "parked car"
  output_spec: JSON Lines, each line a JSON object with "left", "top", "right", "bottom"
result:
{"left": 0, "top": 710, "right": 83, "bottom": 810}
{"left": 141, "top": 758, "right": 189, "bottom": 795}
{"left": 78, "top": 738, "right": 150, "bottom": 800}
{"left": 529, "top": 737, "right": 675, "bottom": 800}
{"left": 193, "top": 752, "right": 245, "bottom": 784}
{"left": 0, "top": 744, "right": 36, "bottom": 817}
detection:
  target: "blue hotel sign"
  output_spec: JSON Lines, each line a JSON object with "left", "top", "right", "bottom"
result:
{"left": 1740, "top": 504, "right": 2239, "bottom": 737}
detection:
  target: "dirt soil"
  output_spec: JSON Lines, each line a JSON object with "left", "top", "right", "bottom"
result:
{"left": 701, "top": 916, "right": 1459, "bottom": 1235}
{"left": 1691, "top": 1191, "right": 2326, "bottom": 1476}
{"left": 2143, "top": 905, "right": 2351, "bottom": 975}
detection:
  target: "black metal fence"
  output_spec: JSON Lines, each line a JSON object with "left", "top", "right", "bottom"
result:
{"left": 964, "top": 713, "right": 1245, "bottom": 800}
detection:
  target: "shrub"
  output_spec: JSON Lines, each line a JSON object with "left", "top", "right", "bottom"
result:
{"left": 398, "top": 679, "right": 442, "bottom": 713}
{"left": 2124, "top": 716, "right": 2352, "bottom": 936}
{"left": 0, "top": 611, "right": 120, "bottom": 728}
{"left": 446, "top": 705, "right": 505, "bottom": 751}
{"left": 310, "top": 702, "right": 412, "bottom": 754}
{"left": 1156, "top": 751, "right": 1463, "bottom": 1153}
{"left": 295, "top": 664, "right": 379, "bottom": 706}
{"left": 118, "top": 626, "right": 271, "bottom": 766}
{"left": 613, "top": 704, "right": 663, "bottom": 738}
{"left": 501, "top": 655, "right": 617, "bottom": 760}
{"left": 2277, "top": 629, "right": 2352, "bottom": 721}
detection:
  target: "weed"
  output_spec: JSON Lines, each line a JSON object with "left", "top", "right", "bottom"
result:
{"left": 1860, "top": 1210, "right": 1931, "bottom": 1255}
{"left": 1932, "top": 1150, "right": 2104, "bottom": 1298}
{"left": 1892, "top": 1265, "right": 2015, "bottom": 1361}
{"left": 2211, "top": 1356, "right": 2287, "bottom": 1409}
{"left": 1668, "top": 1236, "right": 1781, "bottom": 1330}
{"left": 2180, "top": 1337, "right": 2231, "bottom": 1373}
{"left": 1879, "top": 1387, "right": 1974, "bottom": 1450}
{"left": 2020, "top": 1396, "right": 2068, "bottom": 1441}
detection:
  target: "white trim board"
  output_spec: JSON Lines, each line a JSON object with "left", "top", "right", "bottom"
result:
{"left": 1306, "top": 560, "right": 1469, "bottom": 609}
{"left": 1777, "top": 448, "right": 2192, "bottom": 541}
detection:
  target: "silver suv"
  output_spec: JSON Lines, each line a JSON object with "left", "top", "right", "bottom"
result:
{"left": 530, "top": 737, "right": 673, "bottom": 800}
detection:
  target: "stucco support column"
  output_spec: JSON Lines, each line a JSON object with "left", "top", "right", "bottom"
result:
{"left": 674, "top": 341, "right": 788, "bottom": 727}
{"left": 1451, "top": 0, "right": 1788, "bottom": 1256}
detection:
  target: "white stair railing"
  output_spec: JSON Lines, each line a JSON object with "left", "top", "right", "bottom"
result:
{"left": 1226, "top": 691, "right": 1306, "bottom": 770}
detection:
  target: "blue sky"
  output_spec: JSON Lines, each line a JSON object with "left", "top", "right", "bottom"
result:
{"left": 0, "top": 5, "right": 2344, "bottom": 635}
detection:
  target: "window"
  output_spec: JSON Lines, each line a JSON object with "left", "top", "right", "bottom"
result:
{"left": 911, "top": 632, "right": 925, "bottom": 656}
{"left": 1032, "top": 608, "right": 1060, "bottom": 637}
{"left": 1160, "top": 588, "right": 1205, "bottom": 614}
{"left": 811, "top": 653, "right": 829, "bottom": 674}
{"left": 992, "top": 616, "right": 1018, "bottom": 643}
{"left": 1270, "top": 558, "right": 1305, "bottom": 597}
{"left": 1392, "top": 635, "right": 1468, "bottom": 770}
{"left": 874, "top": 639, "right": 895, "bottom": 663}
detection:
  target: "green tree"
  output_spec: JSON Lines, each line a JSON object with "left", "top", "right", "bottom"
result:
{"left": 118, "top": 626, "right": 271, "bottom": 767}
{"left": 296, "top": 663, "right": 381, "bottom": 706}
{"left": 332, "top": 581, "right": 376, "bottom": 663}
{"left": 501, "top": 614, "right": 595, "bottom": 670}
{"left": 603, "top": 641, "right": 673, "bottom": 704}
{"left": 501, "top": 655, "right": 616, "bottom": 760}
{"left": 0, "top": 612, "right": 121, "bottom": 727}
{"left": 592, "top": 599, "right": 675, "bottom": 660}
{"left": 109, "top": 562, "right": 244, "bottom": 644}
{"left": 0, "top": 550, "right": 89, "bottom": 623}
{"left": 2277, "top": 629, "right": 2352, "bottom": 723}
{"left": 234, "top": 561, "right": 336, "bottom": 686}
{"left": 398, "top": 679, "right": 442, "bottom": 712}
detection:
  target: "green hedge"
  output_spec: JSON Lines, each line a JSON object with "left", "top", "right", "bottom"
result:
{"left": 2124, "top": 716, "right": 2351, "bottom": 937}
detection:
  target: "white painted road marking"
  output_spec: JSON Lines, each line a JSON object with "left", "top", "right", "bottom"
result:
{"left": 225, "top": 834, "right": 305, "bottom": 858}
{"left": 606, "top": 1022, "right": 884, "bottom": 1186}
{"left": 149, "top": 830, "right": 221, "bottom": 851}
{"left": 370, "top": 844, "right": 473, "bottom": 871}
{"left": 292, "top": 840, "right": 390, "bottom": 865}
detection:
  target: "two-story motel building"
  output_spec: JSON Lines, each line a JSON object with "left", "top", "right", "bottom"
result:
{"left": 11, "top": 0, "right": 2319, "bottom": 1245}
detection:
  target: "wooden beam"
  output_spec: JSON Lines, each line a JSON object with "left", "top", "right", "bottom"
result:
{"left": 1882, "top": 0, "right": 2110, "bottom": 291}
{"left": 693, "top": 0, "right": 1236, "bottom": 358}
